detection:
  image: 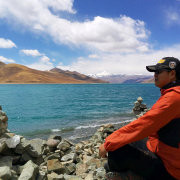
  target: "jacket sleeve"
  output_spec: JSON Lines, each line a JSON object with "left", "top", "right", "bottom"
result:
{"left": 104, "top": 92, "right": 179, "bottom": 152}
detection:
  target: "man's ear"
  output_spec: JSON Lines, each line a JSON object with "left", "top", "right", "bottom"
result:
{"left": 170, "top": 70, "right": 176, "bottom": 81}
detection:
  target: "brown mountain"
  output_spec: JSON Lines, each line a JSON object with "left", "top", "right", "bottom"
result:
{"left": 50, "top": 68, "right": 99, "bottom": 81}
{"left": 0, "top": 62, "right": 107, "bottom": 84}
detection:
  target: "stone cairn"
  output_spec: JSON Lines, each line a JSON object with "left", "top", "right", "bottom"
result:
{"left": 133, "top": 97, "right": 148, "bottom": 118}
{"left": 0, "top": 99, "right": 147, "bottom": 180}
{"left": 0, "top": 106, "right": 8, "bottom": 136}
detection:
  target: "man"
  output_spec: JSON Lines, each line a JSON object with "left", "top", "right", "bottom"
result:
{"left": 99, "top": 57, "right": 180, "bottom": 179}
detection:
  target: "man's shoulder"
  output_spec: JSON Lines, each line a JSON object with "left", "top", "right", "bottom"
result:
{"left": 151, "top": 89, "right": 180, "bottom": 110}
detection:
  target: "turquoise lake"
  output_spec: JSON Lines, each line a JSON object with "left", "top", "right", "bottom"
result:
{"left": 0, "top": 84, "right": 160, "bottom": 141}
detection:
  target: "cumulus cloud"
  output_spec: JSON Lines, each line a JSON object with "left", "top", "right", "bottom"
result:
{"left": 27, "top": 55, "right": 54, "bottom": 71}
{"left": 0, "top": 0, "right": 150, "bottom": 53}
{"left": 20, "top": 49, "right": 54, "bottom": 70}
{"left": 28, "top": 62, "right": 54, "bottom": 71}
{"left": 0, "top": 56, "right": 15, "bottom": 63}
{"left": 0, "top": 38, "right": 16, "bottom": 48}
{"left": 20, "top": 49, "right": 43, "bottom": 57}
{"left": 41, "top": 0, "right": 76, "bottom": 14}
{"left": 57, "top": 44, "right": 180, "bottom": 75}
{"left": 40, "top": 55, "right": 50, "bottom": 62}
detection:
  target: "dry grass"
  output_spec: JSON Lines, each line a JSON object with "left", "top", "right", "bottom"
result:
{"left": 0, "top": 63, "right": 107, "bottom": 84}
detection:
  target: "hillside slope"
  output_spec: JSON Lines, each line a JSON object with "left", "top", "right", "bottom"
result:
{"left": 0, "top": 63, "right": 107, "bottom": 84}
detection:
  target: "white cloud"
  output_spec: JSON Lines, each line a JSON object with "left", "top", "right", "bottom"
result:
{"left": 27, "top": 55, "right": 53, "bottom": 71}
{"left": 0, "top": 38, "right": 16, "bottom": 48}
{"left": 0, "top": 56, "right": 15, "bottom": 63}
{"left": 20, "top": 49, "right": 54, "bottom": 70}
{"left": 88, "top": 54, "right": 99, "bottom": 59}
{"left": 40, "top": 55, "right": 50, "bottom": 62}
{"left": 20, "top": 49, "right": 43, "bottom": 57}
{"left": 57, "top": 44, "right": 180, "bottom": 75}
{"left": 0, "top": 0, "right": 150, "bottom": 53}
{"left": 164, "top": 7, "right": 180, "bottom": 25}
{"left": 41, "top": 0, "right": 75, "bottom": 14}
{"left": 95, "top": 71, "right": 111, "bottom": 77}
{"left": 28, "top": 62, "right": 54, "bottom": 71}
{"left": 166, "top": 12, "right": 179, "bottom": 25}
{"left": 27, "top": 61, "right": 54, "bottom": 71}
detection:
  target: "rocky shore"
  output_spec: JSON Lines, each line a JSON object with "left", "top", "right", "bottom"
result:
{"left": 0, "top": 97, "right": 148, "bottom": 180}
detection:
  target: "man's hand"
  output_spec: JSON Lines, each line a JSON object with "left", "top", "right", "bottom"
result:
{"left": 99, "top": 144, "right": 107, "bottom": 158}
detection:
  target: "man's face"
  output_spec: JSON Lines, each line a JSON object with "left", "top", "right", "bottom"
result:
{"left": 154, "top": 70, "right": 176, "bottom": 88}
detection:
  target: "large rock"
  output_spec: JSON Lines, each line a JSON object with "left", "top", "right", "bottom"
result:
{"left": 0, "top": 156, "right": 13, "bottom": 167}
{"left": 47, "top": 172, "right": 64, "bottom": 180}
{"left": 0, "top": 138, "right": 7, "bottom": 153}
{"left": 15, "top": 138, "right": 44, "bottom": 159}
{"left": 75, "top": 163, "right": 88, "bottom": 176}
{"left": 20, "top": 152, "right": 33, "bottom": 163}
{"left": 95, "top": 167, "right": 106, "bottom": 179}
{"left": 12, "top": 165, "right": 23, "bottom": 176}
{"left": 82, "top": 155, "right": 94, "bottom": 164}
{"left": 47, "top": 139, "right": 60, "bottom": 149}
{"left": 47, "top": 135, "right": 62, "bottom": 149}
{"left": 17, "top": 138, "right": 45, "bottom": 165}
{"left": 27, "top": 138, "right": 45, "bottom": 157}
{"left": 64, "top": 174, "right": 82, "bottom": 180}
{"left": 65, "top": 163, "right": 76, "bottom": 175}
{"left": 5, "top": 135, "right": 21, "bottom": 148}
{"left": 84, "top": 173, "right": 94, "bottom": 180}
{"left": 57, "top": 140, "right": 71, "bottom": 152}
{"left": 0, "top": 166, "right": 11, "bottom": 180}
{"left": 61, "top": 153, "right": 77, "bottom": 162}
{"left": 42, "top": 144, "right": 51, "bottom": 155}
{"left": 86, "top": 158, "right": 105, "bottom": 168}
{"left": 18, "top": 160, "right": 38, "bottom": 180}
{"left": 47, "top": 159, "right": 66, "bottom": 174}
{"left": 15, "top": 138, "right": 31, "bottom": 154}
{"left": 37, "top": 170, "right": 47, "bottom": 180}
{"left": 37, "top": 165, "right": 47, "bottom": 180}
{"left": 44, "top": 152, "right": 61, "bottom": 162}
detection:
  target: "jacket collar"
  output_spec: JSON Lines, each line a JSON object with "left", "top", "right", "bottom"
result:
{"left": 160, "top": 80, "right": 180, "bottom": 95}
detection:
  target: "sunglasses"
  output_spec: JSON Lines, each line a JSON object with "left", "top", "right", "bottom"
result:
{"left": 155, "top": 69, "right": 171, "bottom": 74}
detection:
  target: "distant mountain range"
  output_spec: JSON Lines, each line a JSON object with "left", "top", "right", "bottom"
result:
{"left": 93, "top": 74, "right": 154, "bottom": 84}
{"left": 0, "top": 62, "right": 107, "bottom": 84}
{"left": 0, "top": 61, "right": 154, "bottom": 84}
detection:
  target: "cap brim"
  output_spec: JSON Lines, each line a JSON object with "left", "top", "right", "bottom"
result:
{"left": 146, "top": 65, "right": 157, "bottom": 72}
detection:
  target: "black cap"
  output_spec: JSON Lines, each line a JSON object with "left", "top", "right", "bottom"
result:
{"left": 146, "top": 57, "right": 180, "bottom": 72}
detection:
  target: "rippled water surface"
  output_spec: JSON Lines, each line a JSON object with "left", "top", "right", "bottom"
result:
{"left": 0, "top": 84, "right": 160, "bottom": 141}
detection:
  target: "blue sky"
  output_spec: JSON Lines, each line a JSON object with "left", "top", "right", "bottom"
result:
{"left": 0, "top": 0, "right": 180, "bottom": 75}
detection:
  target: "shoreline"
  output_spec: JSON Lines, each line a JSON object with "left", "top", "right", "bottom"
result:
{"left": 0, "top": 97, "right": 147, "bottom": 179}
{"left": 0, "top": 123, "right": 131, "bottom": 180}
{"left": 13, "top": 118, "right": 134, "bottom": 142}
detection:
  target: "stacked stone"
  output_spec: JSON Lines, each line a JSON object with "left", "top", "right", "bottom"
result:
{"left": 133, "top": 97, "right": 148, "bottom": 118}
{"left": 0, "top": 106, "right": 8, "bottom": 136}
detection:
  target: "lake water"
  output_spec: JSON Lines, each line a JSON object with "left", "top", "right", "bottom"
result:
{"left": 0, "top": 84, "right": 160, "bottom": 141}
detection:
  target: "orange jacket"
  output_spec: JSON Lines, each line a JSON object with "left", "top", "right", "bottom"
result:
{"left": 104, "top": 86, "right": 180, "bottom": 179}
